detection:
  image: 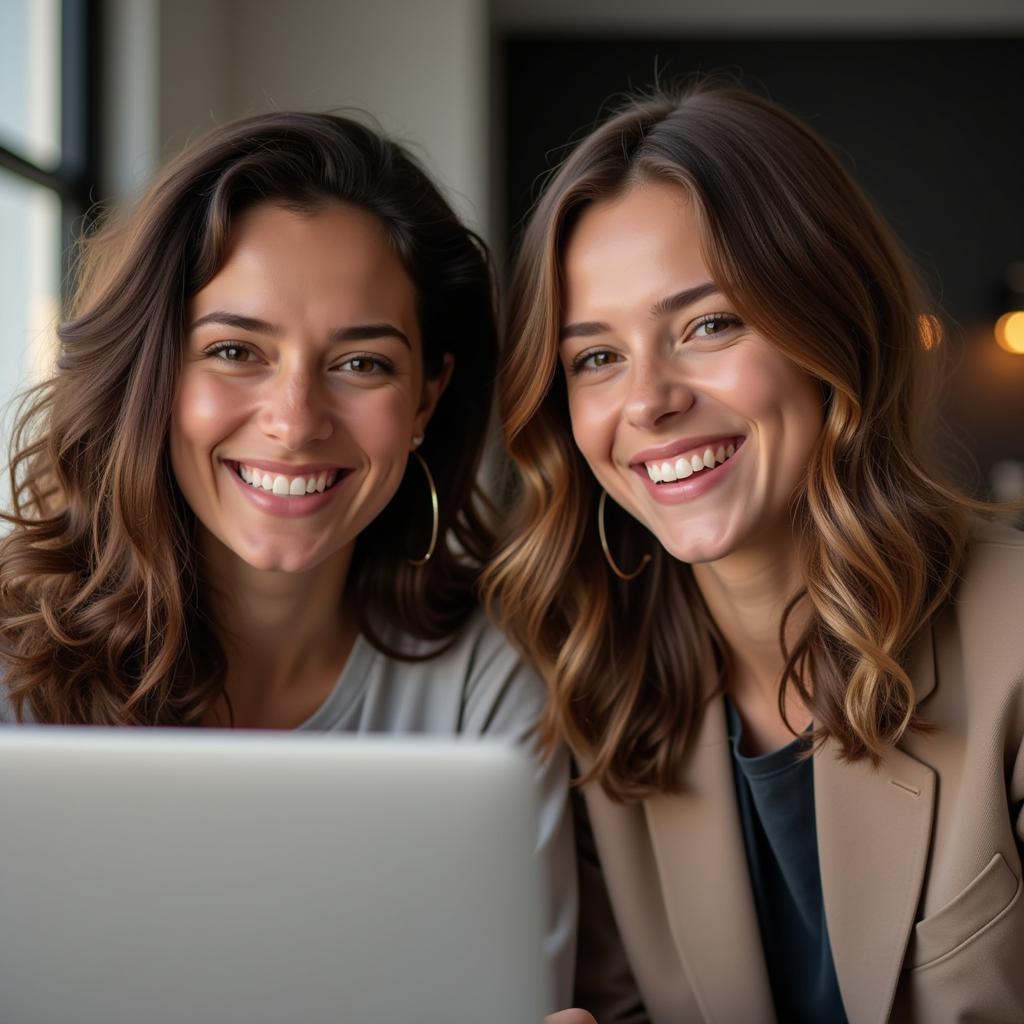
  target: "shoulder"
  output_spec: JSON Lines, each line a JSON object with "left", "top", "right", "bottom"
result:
{"left": 446, "top": 607, "right": 546, "bottom": 702}
{"left": 365, "top": 608, "right": 547, "bottom": 734}
{"left": 959, "top": 519, "right": 1024, "bottom": 592}
{"left": 450, "top": 607, "right": 533, "bottom": 673}
{"left": 380, "top": 608, "right": 534, "bottom": 684}
{"left": 441, "top": 608, "right": 548, "bottom": 736}
{"left": 948, "top": 521, "right": 1024, "bottom": 641}
{"left": 929, "top": 520, "right": 1024, "bottom": 723}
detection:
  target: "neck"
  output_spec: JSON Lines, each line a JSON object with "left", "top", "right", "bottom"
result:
{"left": 691, "top": 531, "right": 813, "bottom": 752}
{"left": 199, "top": 534, "right": 359, "bottom": 728}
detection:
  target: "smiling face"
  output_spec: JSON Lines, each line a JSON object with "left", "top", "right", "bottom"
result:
{"left": 559, "top": 180, "right": 823, "bottom": 567}
{"left": 170, "top": 201, "right": 448, "bottom": 576}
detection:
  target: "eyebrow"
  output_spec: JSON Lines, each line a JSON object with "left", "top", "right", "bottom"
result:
{"left": 189, "top": 311, "right": 411, "bottom": 348}
{"left": 331, "top": 323, "right": 411, "bottom": 348}
{"left": 559, "top": 281, "right": 722, "bottom": 341}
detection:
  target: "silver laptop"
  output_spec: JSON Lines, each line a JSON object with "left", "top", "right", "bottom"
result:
{"left": 0, "top": 729, "right": 550, "bottom": 1024}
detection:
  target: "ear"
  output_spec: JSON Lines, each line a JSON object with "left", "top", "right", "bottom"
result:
{"left": 411, "top": 353, "right": 454, "bottom": 446}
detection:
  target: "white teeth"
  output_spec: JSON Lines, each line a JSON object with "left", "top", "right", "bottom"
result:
{"left": 643, "top": 440, "right": 741, "bottom": 484}
{"left": 235, "top": 463, "right": 337, "bottom": 497}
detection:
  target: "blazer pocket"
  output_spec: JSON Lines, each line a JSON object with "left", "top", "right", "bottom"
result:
{"left": 907, "top": 852, "right": 1021, "bottom": 970}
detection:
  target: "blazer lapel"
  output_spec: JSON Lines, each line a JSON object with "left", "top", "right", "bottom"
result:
{"left": 815, "top": 627, "right": 937, "bottom": 1024}
{"left": 645, "top": 696, "right": 775, "bottom": 1024}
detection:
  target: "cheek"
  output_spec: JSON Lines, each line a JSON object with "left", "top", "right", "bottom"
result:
{"left": 763, "top": 362, "right": 824, "bottom": 443}
{"left": 170, "top": 374, "right": 248, "bottom": 457}
{"left": 723, "top": 347, "right": 823, "bottom": 427}
{"left": 742, "top": 358, "right": 824, "bottom": 469}
{"left": 335, "top": 386, "right": 416, "bottom": 457}
{"left": 787, "top": 378, "right": 826, "bottom": 455}
{"left": 567, "top": 389, "right": 615, "bottom": 464}
{"left": 700, "top": 350, "right": 783, "bottom": 414}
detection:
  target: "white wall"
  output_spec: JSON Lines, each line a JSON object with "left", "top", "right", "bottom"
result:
{"left": 157, "top": 0, "right": 232, "bottom": 159}
{"left": 227, "top": 0, "right": 488, "bottom": 232}
{"left": 103, "top": 0, "right": 1024, "bottom": 228}
{"left": 141, "top": 0, "right": 490, "bottom": 236}
{"left": 103, "top": 0, "right": 160, "bottom": 198}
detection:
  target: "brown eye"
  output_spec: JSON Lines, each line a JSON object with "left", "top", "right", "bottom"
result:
{"left": 208, "top": 343, "right": 253, "bottom": 362}
{"left": 692, "top": 314, "right": 741, "bottom": 339}
{"left": 572, "top": 349, "right": 622, "bottom": 374}
{"left": 336, "top": 354, "right": 394, "bottom": 376}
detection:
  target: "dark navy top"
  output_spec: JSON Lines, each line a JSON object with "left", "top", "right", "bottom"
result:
{"left": 725, "top": 698, "right": 848, "bottom": 1024}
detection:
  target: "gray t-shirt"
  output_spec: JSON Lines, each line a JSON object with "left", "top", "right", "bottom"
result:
{"left": 0, "top": 610, "right": 577, "bottom": 1005}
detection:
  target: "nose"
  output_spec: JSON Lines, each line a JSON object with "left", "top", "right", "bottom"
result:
{"left": 256, "top": 367, "right": 334, "bottom": 450}
{"left": 623, "top": 353, "right": 695, "bottom": 429}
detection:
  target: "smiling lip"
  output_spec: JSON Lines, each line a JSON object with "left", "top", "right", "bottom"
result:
{"left": 224, "top": 460, "right": 353, "bottom": 518}
{"left": 631, "top": 436, "right": 745, "bottom": 505}
{"left": 224, "top": 458, "right": 344, "bottom": 476}
{"left": 629, "top": 435, "right": 744, "bottom": 467}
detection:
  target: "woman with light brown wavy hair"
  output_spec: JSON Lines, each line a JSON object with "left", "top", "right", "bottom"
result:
{"left": 485, "top": 86, "right": 1024, "bottom": 1023}
{"left": 0, "top": 111, "right": 575, "bottom": 1000}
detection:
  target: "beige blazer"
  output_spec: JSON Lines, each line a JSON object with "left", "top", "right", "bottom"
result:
{"left": 573, "top": 524, "right": 1024, "bottom": 1024}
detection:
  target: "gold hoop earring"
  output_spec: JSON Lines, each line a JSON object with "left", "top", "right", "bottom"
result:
{"left": 597, "top": 490, "right": 651, "bottom": 581}
{"left": 408, "top": 450, "right": 439, "bottom": 566}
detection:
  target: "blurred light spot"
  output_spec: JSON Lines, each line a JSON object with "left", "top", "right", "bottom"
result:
{"left": 995, "top": 311, "right": 1024, "bottom": 354}
{"left": 919, "top": 314, "right": 942, "bottom": 350}
{"left": 991, "top": 460, "right": 1024, "bottom": 503}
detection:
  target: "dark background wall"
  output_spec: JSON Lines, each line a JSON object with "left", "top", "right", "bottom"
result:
{"left": 500, "top": 36, "right": 1024, "bottom": 495}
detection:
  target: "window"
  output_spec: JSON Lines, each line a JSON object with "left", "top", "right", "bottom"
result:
{"left": 0, "top": 0, "right": 99, "bottom": 467}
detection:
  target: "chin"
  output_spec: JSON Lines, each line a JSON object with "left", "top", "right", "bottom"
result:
{"left": 650, "top": 520, "right": 738, "bottom": 566}
{"left": 236, "top": 541, "right": 327, "bottom": 575}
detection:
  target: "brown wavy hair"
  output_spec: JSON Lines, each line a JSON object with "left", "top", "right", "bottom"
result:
{"left": 1, "top": 111, "right": 498, "bottom": 725}
{"left": 483, "top": 85, "right": 992, "bottom": 801}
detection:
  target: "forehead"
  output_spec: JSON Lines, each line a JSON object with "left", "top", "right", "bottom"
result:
{"left": 561, "top": 182, "right": 710, "bottom": 316}
{"left": 192, "top": 201, "right": 420, "bottom": 333}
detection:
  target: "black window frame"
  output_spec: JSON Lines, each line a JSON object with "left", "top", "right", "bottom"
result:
{"left": 0, "top": 0, "right": 101, "bottom": 303}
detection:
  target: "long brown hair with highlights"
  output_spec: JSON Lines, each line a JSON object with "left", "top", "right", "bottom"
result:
{"left": 1, "top": 111, "right": 498, "bottom": 725}
{"left": 483, "top": 85, "right": 993, "bottom": 801}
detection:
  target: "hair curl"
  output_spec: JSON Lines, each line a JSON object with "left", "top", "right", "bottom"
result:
{"left": 483, "top": 85, "right": 994, "bottom": 800}
{"left": 2, "top": 111, "right": 498, "bottom": 725}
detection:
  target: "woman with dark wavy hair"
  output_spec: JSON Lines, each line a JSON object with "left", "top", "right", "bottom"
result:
{"left": 485, "top": 86, "right": 1024, "bottom": 1023}
{"left": 0, "top": 112, "right": 574, "bottom": 999}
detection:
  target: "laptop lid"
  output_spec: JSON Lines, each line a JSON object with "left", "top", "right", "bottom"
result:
{"left": 0, "top": 728, "right": 550, "bottom": 1024}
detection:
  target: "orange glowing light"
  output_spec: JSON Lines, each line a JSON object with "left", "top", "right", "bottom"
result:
{"left": 995, "top": 311, "right": 1024, "bottom": 355}
{"left": 919, "top": 314, "right": 942, "bottom": 350}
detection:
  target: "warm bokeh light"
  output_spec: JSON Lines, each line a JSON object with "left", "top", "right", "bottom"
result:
{"left": 919, "top": 313, "right": 942, "bottom": 350}
{"left": 995, "top": 311, "right": 1024, "bottom": 355}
